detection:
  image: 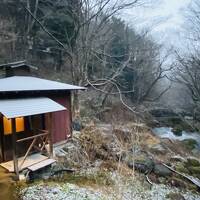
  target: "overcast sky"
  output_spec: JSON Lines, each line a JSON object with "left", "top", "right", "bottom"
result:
{"left": 121, "top": 0, "right": 192, "bottom": 50}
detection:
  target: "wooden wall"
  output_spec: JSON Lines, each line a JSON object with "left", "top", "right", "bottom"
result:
{"left": 49, "top": 92, "right": 72, "bottom": 144}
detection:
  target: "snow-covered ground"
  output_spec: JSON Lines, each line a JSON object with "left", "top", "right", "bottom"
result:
{"left": 21, "top": 180, "right": 200, "bottom": 200}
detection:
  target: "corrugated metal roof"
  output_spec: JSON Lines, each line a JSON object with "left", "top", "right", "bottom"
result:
{"left": 0, "top": 97, "right": 66, "bottom": 118}
{"left": 0, "top": 76, "right": 85, "bottom": 92}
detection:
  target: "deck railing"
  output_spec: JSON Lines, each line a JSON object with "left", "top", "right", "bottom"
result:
{"left": 16, "top": 129, "right": 50, "bottom": 171}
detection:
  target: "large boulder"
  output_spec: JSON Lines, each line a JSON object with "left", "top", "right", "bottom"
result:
{"left": 126, "top": 154, "right": 155, "bottom": 174}
{"left": 172, "top": 126, "right": 183, "bottom": 136}
{"left": 153, "top": 164, "right": 172, "bottom": 177}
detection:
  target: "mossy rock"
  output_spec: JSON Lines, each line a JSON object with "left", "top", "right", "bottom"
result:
{"left": 172, "top": 125, "right": 183, "bottom": 136}
{"left": 175, "top": 163, "right": 189, "bottom": 174}
{"left": 182, "top": 139, "right": 198, "bottom": 150}
{"left": 173, "top": 130, "right": 182, "bottom": 136}
{"left": 185, "top": 157, "right": 200, "bottom": 167}
{"left": 187, "top": 183, "right": 198, "bottom": 192}
{"left": 188, "top": 166, "right": 200, "bottom": 175}
{"left": 129, "top": 156, "right": 155, "bottom": 173}
{"left": 166, "top": 192, "right": 185, "bottom": 200}
{"left": 153, "top": 164, "right": 172, "bottom": 177}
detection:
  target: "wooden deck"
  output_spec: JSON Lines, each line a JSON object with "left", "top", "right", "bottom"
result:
{"left": 0, "top": 153, "right": 48, "bottom": 172}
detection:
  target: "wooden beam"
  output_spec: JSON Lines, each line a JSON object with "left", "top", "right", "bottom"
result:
{"left": 18, "top": 137, "right": 37, "bottom": 170}
{"left": 48, "top": 113, "right": 53, "bottom": 158}
{"left": 0, "top": 115, "right": 5, "bottom": 162}
{"left": 17, "top": 132, "right": 48, "bottom": 143}
{"left": 11, "top": 118, "right": 19, "bottom": 179}
{"left": 69, "top": 92, "right": 73, "bottom": 138}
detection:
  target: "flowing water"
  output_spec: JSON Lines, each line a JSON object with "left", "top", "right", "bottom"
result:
{"left": 152, "top": 127, "right": 200, "bottom": 147}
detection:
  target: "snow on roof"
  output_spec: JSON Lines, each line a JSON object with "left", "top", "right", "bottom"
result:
{"left": 0, "top": 76, "right": 85, "bottom": 92}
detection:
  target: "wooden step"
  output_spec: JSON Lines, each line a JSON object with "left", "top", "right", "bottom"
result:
{"left": 0, "top": 153, "right": 48, "bottom": 172}
{"left": 27, "top": 158, "right": 56, "bottom": 171}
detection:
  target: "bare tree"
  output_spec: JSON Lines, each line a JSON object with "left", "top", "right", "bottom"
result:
{"left": 23, "top": 0, "right": 146, "bottom": 112}
{"left": 174, "top": 0, "right": 200, "bottom": 119}
{"left": 2, "top": 0, "right": 170, "bottom": 116}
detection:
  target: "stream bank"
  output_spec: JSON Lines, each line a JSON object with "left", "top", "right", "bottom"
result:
{"left": 152, "top": 127, "right": 200, "bottom": 150}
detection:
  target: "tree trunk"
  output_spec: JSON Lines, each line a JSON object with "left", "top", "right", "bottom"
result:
{"left": 72, "top": 90, "right": 80, "bottom": 118}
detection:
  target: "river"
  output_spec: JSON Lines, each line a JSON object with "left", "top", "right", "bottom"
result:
{"left": 152, "top": 127, "right": 200, "bottom": 147}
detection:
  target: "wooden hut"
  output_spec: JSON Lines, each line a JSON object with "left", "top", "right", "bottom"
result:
{"left": 0, "top": 61, "right": 85, "bottom": 178}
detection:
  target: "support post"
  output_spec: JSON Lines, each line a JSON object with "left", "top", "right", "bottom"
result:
{"left": 69, "top": 92, "right": 72, "bottom": 138}
{"left": 11, "top": 118, "right": 19, "bottom": 179}
{"left": 0, "top": 115, "right": 5, "bottom": 162}
{"left": 48, "top": 113, "right": 53, "bottom": 158}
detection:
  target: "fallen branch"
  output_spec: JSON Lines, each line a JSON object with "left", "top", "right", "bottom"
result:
{"left": 163, "top": 163, "right": 200, "bottom": 188}
{"left": 146, "top": 174, "right": 153, "bottom": 185}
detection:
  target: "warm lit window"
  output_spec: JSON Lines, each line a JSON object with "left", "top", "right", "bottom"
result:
{"left": 3, "top": 117, "right": 25, "bottom": 135}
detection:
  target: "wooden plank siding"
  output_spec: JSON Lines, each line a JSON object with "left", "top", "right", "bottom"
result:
{"left": 49, "top": 92, "right": 72, "bottom": 144}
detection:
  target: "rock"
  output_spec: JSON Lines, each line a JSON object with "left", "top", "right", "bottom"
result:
{"left": 175, "top": 163, "right": 189, "bottom": 174}
{"left": 72, "top": 118, "right": 82, "bottom": 131}
{"left": 183, "top": 157, "right": 200, "bottom": 177}
{"left": 150, "top": 144, "right": 167, "bottom": 155}
{"left": 134, "top": 163, "right": 149, "bottom": 173}
{"left": 184, "top": 116, "right": 193, "bottom": 120}
{"left": 153, "top": 164, "right": 172, "bottom": 177}
{"left": 127, "top": 156, "right": 155, "bottom": 174}
{"left": 188, "top": 166, "right": 200, "bottom": 175}
{"left": 55, "top": 149, "right": 66, "bottom": 158}
{"left": 172, "top": 127, "right": 182, "bottom": 136}
{"left": 185, "top": 157, "right": 200, "bottom": 167}
{"left": 182, "top": 139, "right": 198, "bottom": 150}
